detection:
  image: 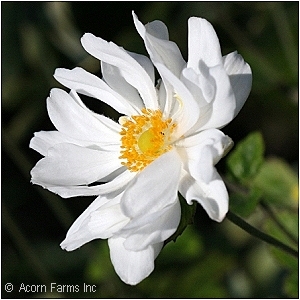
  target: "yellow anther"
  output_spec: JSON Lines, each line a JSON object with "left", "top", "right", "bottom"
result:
{"left": 119, "top": 109, "right": 177, "bottom": 172}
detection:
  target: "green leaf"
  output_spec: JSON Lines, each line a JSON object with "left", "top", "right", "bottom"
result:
{"left": 226, "top": 132, "right": 265, "bottom": 185}
{"left": 229, "top": 186, "right": 262, "bottom": 217}
{"left": 253, "top": 158, "right": 298, "bottom": 207}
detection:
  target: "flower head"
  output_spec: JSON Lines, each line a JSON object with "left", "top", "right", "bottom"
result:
{"left": 30, "top": 12, "right": 252, "bottom": 285}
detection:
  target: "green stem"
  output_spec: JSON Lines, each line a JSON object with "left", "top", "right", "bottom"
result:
{"left": 227, "top": 210, "right": 298, "bottom": 258}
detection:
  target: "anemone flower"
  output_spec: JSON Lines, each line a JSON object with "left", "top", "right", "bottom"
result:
{"left": 30, "top": 12, "right": 252, "bottom": 285}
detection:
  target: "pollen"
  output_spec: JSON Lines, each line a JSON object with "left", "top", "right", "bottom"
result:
{"left": 119, "top": 108, "right": 177, "bottom": 172}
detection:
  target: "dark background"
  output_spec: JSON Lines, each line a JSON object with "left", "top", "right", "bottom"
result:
{"left": 2, "top": 2, "right": 298, "bottom": 298}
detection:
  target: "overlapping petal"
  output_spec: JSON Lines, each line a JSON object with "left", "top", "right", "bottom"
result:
{"left": 120, "top": 200, "right": 181, "bottom": 251}
{"left": 61, "top": 193, "right": 128, "bottom": 251}
{"left": 179, "top": 170, "right": 228, "bottom": 222}
{"left": 30, "top": 130, "right": 119, "bottom": 156}
{"left": 108, "top": 236, "right": 163, "bottom": 285}
{"left": 120, "top": 150, "right": 181, "bottom": 219}
{"left": 133, "top": 12, "right": 186, "bottom": 77}
{"left": 54, "top": 68, "right": 140, "bottom": 115}
{"left": 47, "top": 88, "right": 121, "bottom": 142}
{"left": 223, "top": 51, "right": 252, "bottom": 117}
{"left": 155, "top": 63, "right": 201, "bottom": 137}
{"left": 195, "top": 64, "right": 236, "bottom": 130}
{"left": 31, "top": 143, "right": 122, "bottom": 186}
{"left": 101, "top": 61, "right": 145, "bottom": 112}
{"left": 187, "top": 16, "right": 222, "bottom": 69}
{"left": 177, "top": 129, "right": 233, "bottom": 184}
{"left": 47, "top": 169, "right": 136, "bottom": 198}
{"left": 81, "top": 33, "right": 158, "bottom": 110}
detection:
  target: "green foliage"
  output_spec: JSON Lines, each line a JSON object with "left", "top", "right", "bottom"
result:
{"left": 228, "top": 186, "right": 262, "bottom": 218}
{"left": 227, "top": 131, "right": 265, "bottom": 185}
{"left": 226, "top": 131, "right": 265, "bottom": 217}
{"left": 225, "top": 131, "right": 298, "bottom": 297}
{"left": 253, "top": 158, "right": 298, "bottom": 207}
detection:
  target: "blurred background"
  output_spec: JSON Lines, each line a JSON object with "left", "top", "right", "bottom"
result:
{"left": 2, "top": 2, "right": 298, "bottom": 298}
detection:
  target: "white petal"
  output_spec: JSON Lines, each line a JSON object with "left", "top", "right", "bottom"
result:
{"left": 81, "top": 33, "right": 158, "bottom": 110}
{"left": 47, "top": 88, "right": 121, "bottom": 142}
{"left": 181, "top": 65, "right": 216, "bottom": 105}
{"left": 178, "top": 129, "right": 233, "bottom": 183}
{"left": 187, "top": 17, "right": 222, "bottom": 69}
{"left": 108, "top": 236, "right": 163, "bottom": 285}
{"left": 179, "top": 170, "right": 228, "bottom": 222}
{"left": 223, "top": 51, "right": 252, "bottom": 117}
{"left": 29, "top": 131, "right": 68, "bottom": 156}
{"left": 121, "top": 200, "right": 181, "bottom": 251}
{"left": 29, "top": 130, "right": 119, "bottom": 156}
{"left": 46, "top": 169, "right": 136, "bottom": 198}
{"left": 31, "top": 143, "right": 121, "bottom": 186}
{"left": 61, "top": 194, "right": 127, "bottom": 251}
{"left": 88, "top": 204, "right": 129, "bottom": 239}
{"left": 68, "top": 89, "right": 121, "bottom": 131}
{"left": 101, "top": 59, "right": 147, "bottom": 112}
{"left": 54, "top": 68, "right": 139, "bottom": 115}
{"left": 197, "top": 64, "right": 236, "bottom": 130}
{"left": 127, "top": 51, "right": 155, "bottom": 83}
{"left": 133, "top": 12, "right": 186, "bottom": 77}
{"left": 61, "top": 195, "right": 110, "bottom": 251}
{"left": 155, "top": 63, "right": 200, "bottom": 137}
{"left": 121, "top": 150, "right": 181, "bottom": 219}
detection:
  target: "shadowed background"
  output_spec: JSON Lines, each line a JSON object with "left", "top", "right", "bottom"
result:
{"left": 2, "top": 2, "right": 298, "bottom": 298}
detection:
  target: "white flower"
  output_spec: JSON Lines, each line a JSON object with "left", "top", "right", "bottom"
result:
{"left": 30, "top": 12, "right": 252, "bottom": 285}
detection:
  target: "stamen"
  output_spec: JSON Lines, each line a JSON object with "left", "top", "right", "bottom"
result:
{"left": 119, "top": 109, "right": 177, "bottom": 172}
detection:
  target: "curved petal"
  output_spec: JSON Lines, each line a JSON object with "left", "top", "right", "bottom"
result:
{"left": 31, "top": 143, "right": 122, "bottom": 187}
{"left": 187, "top": 17, "right": 222, "bottom": 69}
{"left": 47, "top": 88, "right": 121, "bottom": 143}
{"left": 81, "top": 33, "right": 158, "bottom": 110}
{"left": 88, "top": 204, "right": 129, "bottom": 239}
{"left": 68, "top": 89, "right": 122, "bottom": 133}
{"left": 127, "top": 51, "right": 155, "bottom": 83}
{"left": 54, "top": 68, "right": 139, "bottom": 115}
{"left": 60, "top": 195, "right": 110, "bottom": 251}
{"left": 179, "top": 170, "right": 228, "bottom": 222}
{"left": 133, "top": 12, "right": 186, "bottom": 77}
{"left": 47, "top": 169, "right": 136, "bottom": 198}
{"left": 196, "top": 64, "right": 236, "bottom": 131}
{"left": 121, "top": 199, "right": 181, "bottom": 251}
{"left": 121, "top": 150, "right": 181, "bottom": 219}
{"left": 181, "top": 63, "right": 216, "bottom": 105}
{"left": 60, "top": 193, "right": 127, "bottom": 251}
{"left": 108, "top": 236, "right": 163, "bottom": 285}
{"left": 177, "top": 129, "right": 233, "bottom": 184}
{"left": 30, "top": 131, "right": 70, "bottom": 156}
{"left": 155, "top": 63, "right": 200, "bottom": 137}
{"left": 101, "top": 53, "right": 153, "bottom": 111}
{"left": 101, "top": 62, "right": 144, "bottom": 112}
{"left": 223, "top": 51, "right": 252, "bottom": 117}
{"left": 29, "top": 130, "right": 119, "bottom": 156}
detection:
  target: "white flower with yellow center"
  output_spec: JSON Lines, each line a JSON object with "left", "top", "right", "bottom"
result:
{"left": 30, "top": 12, "right": 252, "bottom": 285}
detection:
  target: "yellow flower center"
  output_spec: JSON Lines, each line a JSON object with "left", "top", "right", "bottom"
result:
{"left": 119, "top": 108, "right": 177, "bottom": 172}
